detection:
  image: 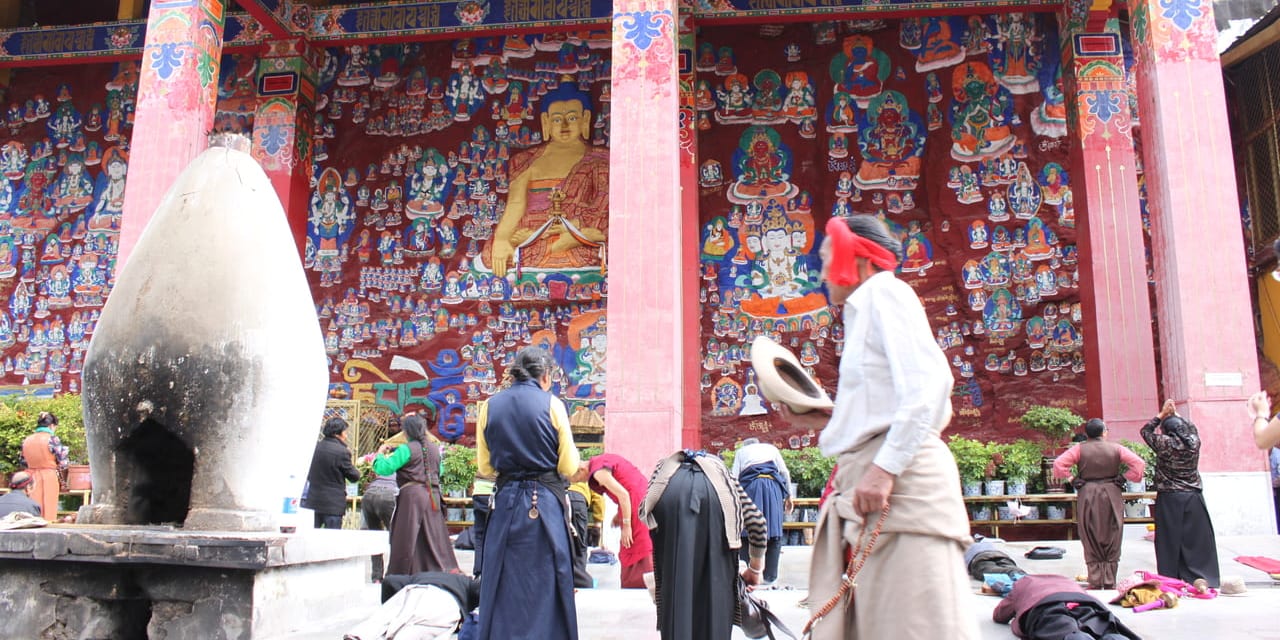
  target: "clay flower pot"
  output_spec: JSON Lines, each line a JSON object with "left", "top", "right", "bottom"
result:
{"left": 66, "top": 464, "right": 92, "bottom": 491}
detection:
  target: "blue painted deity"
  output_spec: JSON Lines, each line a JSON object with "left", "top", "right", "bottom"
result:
{"left": 830, "top": 35, "right": 891, "bottom": 108}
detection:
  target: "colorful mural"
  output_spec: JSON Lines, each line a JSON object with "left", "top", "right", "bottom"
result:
{"left": 696, "top": 18, "right": 1086, "bottom": 448}
{"left": 0, "top": 62, "right": 142, "bottom": 396}
{"left": 304, "top": 35, "right": 612, "bottom": 441}
{"left": 0, "top": 36, "right": 612, "bottom": 442}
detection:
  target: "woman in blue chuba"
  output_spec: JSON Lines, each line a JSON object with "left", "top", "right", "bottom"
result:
{"left": 475, "top": 346, "right": 581, "bottom": 640}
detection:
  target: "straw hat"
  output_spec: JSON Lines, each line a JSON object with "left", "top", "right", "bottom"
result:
{"left": 1219, "top": 576, "right": 1247, "bottom": 596}
{"left": 749, "top": 336, "right": 834, "bottom": 414}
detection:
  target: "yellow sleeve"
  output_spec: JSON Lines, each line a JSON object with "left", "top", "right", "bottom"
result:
{"left": 476, "top": 400, "right": 495, "bottom": 478}
{"left": 551, "top": 397, "right": 580, "bottom": 477}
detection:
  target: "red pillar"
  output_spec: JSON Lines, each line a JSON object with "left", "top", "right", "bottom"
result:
{"left": 252, "top": 39, "right": 317, "bottom": 258}
{"left": 605, "top": 0, "right": 686, "bottom": 474}
{"left": 1129, "top": 0, "right": 1268, "bottom": 531}
{"left": 119, "top": 0, "right": 227, "bottom": 267}
{"left": 678, "top": 10, "right": 702, "bottom": 450}
{"left": 1059, "top": 16, "right": 1159, "bottom": 441}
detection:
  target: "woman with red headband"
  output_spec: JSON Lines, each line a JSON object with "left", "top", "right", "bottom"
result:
{"left": 785, "top": 214, "right": 976, "bottom": 640}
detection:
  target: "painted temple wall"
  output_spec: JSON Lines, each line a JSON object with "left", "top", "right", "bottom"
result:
{"left": 694, "top": 16, "right": 1136, "bottom": 450}
{"left": 0, "top": 16, "right": 1161, "bottom": 452}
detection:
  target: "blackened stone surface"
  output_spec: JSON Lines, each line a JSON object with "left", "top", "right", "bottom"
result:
{"left": 80, "top": 146, "right": 328, "bottom": 531}
{"left": 0, "top": 527, "right": 386, "bottom": 639}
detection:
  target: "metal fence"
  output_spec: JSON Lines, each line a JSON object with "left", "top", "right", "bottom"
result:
{"left": 322, "top": 400, "right": 395, "bottom": 462}
{"left": 1229, "top": 40, "right": 1280, "bottom": 260}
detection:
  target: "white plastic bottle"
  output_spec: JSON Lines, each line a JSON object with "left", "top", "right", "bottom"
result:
{"left": 281, "top": 474, "right": 301, "bottom": 533}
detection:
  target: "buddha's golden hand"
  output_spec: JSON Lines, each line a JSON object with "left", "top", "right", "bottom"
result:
{"left": 509, "top": 228, "right": 533, "bottom": 244}
{"left": 491, "top": 238, "right": 515, "bottom": 277}
{"left": 551, "top": 232, "right": 582, "bottom": 254}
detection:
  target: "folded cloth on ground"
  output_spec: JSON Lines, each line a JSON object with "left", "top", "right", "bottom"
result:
{"left": 1234, "top": 555, "right": 1280, "bottom": 574}
{"left": 589, "top": 548, "right": 617, "bottom": 565}
{"left": 1024, "top": 546, "right": 1066, "bottom": 560}
{"left": 0, "top": 511, "right": 48, "bottom": 530}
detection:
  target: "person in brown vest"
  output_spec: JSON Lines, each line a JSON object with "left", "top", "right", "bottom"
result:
{"left": 1052, "top": 418, "right": 1147, "bottom": 589}
{"left": 19, "top": 412, "right": 68, "bottom": 522}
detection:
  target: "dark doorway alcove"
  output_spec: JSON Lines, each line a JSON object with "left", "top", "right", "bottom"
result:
{"left": 119, "top": 418, "right": 195, "bottom": 526}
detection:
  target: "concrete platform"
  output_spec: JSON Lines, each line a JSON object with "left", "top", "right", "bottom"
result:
{"left": 0, "top": 525, "right": 388, "bottom": 640}
{"left": 294, "top": 531, "right": 1280, "bottom": 640}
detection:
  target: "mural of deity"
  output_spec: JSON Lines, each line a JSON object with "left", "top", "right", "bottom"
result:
{"left": 968, "top": 220, "right": 989, "bottom": 249}
{"left": 715, "top": 73, "right": 753, "bottom": 124}
{"left": 983, "top": 287, "right": 1021, "bottom": 339}
{"left": 949, "top": 61, "right": 1015, "bottom": 162}
{"left": 736, "top": 202, "right": 825, "bottom": 320}
{"left": 308, "top": 168, "right": 356, "bottom": 283}
{"left": 727, "top": 126, "right": 798, "bottom": 205}
{"left": 826, "top": 90, "right": 857, "bottom": 133}
{"left": 990, "top": 13, "right": 1042, "bottom": 94}
{"left": 911, "top": 17, "right": 967, "bottom": 72}
{"left": 1023, "top": 217, "right": 1056, "bottom": 260}
{"left": 980, "top": 251, "right": 1010, "bottom": 287}
{"left": 829, "top": 35, "right": 891, "bottom": 108}
{"left": 1007, "top": 162, "right": 1043, "bottom": 218}
{"left": 900, "top": 221, "right": 933, "bottom": 274}
{"left": 1031, "top": 64, "right": 1067, "bottom": 138}
{"left": 853, "top": 91, "right": 925, "bottom": 192}
{"left": 700, "top": 159, "right": 725, "bottom": 189}
{"left": 1038, "top": 162, "right": 1069, "bottom": 206}
{"left": 52, "top": 154, "right": 94, "bottom": 214}
{"left": 750, "top": 70, "right": 784, "bottom": 124}
{"left": 1057, "top": 187, "right": 1075, "bottom": 228}
{"left": 702, "top": 216, "right": 736, "bottom": 259}
{"left": 0, "top": 141, "right": 28, "bottom": 180}
{"left": 479, "top": 83, "right": 608, "bottom": 279}
{"left": 405, "top": 149, "right": 451, "bottom": 219}
{"left": 780, "top": 71, "right": 817, "bottom": 133}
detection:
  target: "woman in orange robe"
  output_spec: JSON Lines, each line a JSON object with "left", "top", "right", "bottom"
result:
{"left": 20, "top": 412, "right": 68, "bottom": 519}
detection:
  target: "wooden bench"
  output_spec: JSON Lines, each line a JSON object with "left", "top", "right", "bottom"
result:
{"left": 775, "top": 493, "right": 1156, "bottom": 540}
{"left": 964, "top": 491, "right": 1156, "bottom": 538}
{"left": 346, "top": 494, "right": 475, "bottom": 528}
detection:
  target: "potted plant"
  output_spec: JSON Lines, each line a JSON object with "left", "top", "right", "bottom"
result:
{"left": 1018, "top": 405, "right": 1083, "bottom": 454}
{"left": 999, "top": 439, "right": 1044, "bottom": 496}
{"left": 779, "top": 447, "right": 836, "bottom": 499}
{"left": 439, "top": 444, "right": 477, "bottom": 498}
{"left": 1020, "top": 405, "right": 1083, "bottom": 494}
{"left": 984, "top": 442, "right": 1007, "bottom": 496}
{"left": 947, "top": 435, "right": 990, "bottom": 497}
{"left": 1119, "top": 439, "right": 1157, "bottom": 491}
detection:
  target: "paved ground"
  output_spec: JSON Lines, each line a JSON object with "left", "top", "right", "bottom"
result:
{"left": 296, "top": 528, "right": 1280, "bottom": 639}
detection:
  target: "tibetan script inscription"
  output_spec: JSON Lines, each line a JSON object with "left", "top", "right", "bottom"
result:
{"left": 504, "top": 0, "right": 594, "bottom": 22}
{"left": 352, "top": 6, "right": 442, "bottom": 32}
{"left": 15, "top": 29, "right": 96, "bottom": 55}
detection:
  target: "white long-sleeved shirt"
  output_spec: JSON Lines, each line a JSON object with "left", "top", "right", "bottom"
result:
{"left": 729, "top": 442, "right": 791, "bottom": 490}
{"left": 818, "top": 270, "right": 954, "bottom": 475}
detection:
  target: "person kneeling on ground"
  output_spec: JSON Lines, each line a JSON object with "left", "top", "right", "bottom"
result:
{"left": 993, "top": 574, "right": 1141, "bottom": 640}
{"left": 345, "top": 572, "right": 481, "bottom": 640}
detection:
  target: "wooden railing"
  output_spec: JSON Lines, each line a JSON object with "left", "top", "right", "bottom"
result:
{"left": 776, "top": 493, "right": 1156, "bottom": 539}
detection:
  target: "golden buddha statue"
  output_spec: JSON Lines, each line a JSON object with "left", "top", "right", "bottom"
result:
{"left": 484, "top": 80, "right": 608, "bottom": 278}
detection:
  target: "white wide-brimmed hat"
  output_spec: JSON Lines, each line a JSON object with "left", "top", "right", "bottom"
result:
{"left": 749, "top": 336, "right": 834, "bottom": 414}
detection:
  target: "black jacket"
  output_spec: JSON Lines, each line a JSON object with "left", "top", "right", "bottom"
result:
{"left": 302, "top": 436, "right": 360, "bottom": 516}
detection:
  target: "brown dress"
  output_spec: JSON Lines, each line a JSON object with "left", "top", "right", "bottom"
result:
{"left": 1075, "top": 440, "right": 1125, "bottom": 589}
{"left": 387, "top": 440, "right": 459, "bottom": 575}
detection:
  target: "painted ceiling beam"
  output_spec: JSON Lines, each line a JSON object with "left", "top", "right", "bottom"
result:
{"left": 235, "top": 0, "right": 301, "bottom": 38}
{"left": 0, "top": 0, "right": 1065, "bottom": 67}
